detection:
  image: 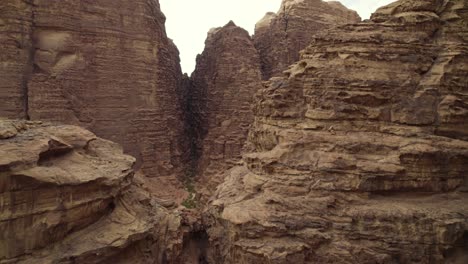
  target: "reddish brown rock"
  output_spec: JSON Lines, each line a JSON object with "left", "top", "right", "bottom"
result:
{"left": 0, "top": 1, "right": 31, "bottom": 119}
{"left": 189, "top": 21, "right": 263, "bottom": 198}
{"left": 0, "top": 119, "right": 186, "bottom": 263}
{"left": 0, "top": 0, "right": 187, "bottom": 180}
{"left": 254, "top": 0, "right": 361, "bottom": 80}
{"left": 2, "top": 0, "right": 468, "bottom": 263}
{"left": 206, "top": 0, "right": 468, "bottom": 263}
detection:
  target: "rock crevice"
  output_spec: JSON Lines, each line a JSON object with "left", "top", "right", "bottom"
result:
{"left": 185, "top": 0, "right": 363, "bottom": 198}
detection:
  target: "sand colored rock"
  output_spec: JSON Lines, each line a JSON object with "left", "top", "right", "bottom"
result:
{"left": 0, "top": 119, "right": 188, "bottom": 263}
{"left": 0, "top": 0, "right": 187, "bottom": 179}
{"left": 254, "top": 0, "right": 361, "bottom": 80}
{"left": 206, "top": 0, "right": 468, "bottom": 263}
{"left": 189, "top": 21, "right": 262, "bottom": 198}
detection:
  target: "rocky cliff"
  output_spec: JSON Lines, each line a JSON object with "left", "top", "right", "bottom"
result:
{"left": 0, "top": 119, "right": 185, "bottom": 263}
{"left": 1, "top": 0, "right": 468, "bottom": 263}
{"left": 0, "top": 0, "right": 187, "bottom": 180}
{"left": 189, "top": 21, "right": 262, "bottom": 198}
{"left": 253, "top": 0, "right": 361, "bottom": 80}
{"left": 205, "top": 0, "right": 468, "bottom": 263}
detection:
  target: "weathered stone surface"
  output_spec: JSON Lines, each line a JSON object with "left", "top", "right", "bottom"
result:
{"left": 189, "top": 21, "right": 262, "bottom": 198}
{"left": 0, "top": 120, "right": 185, "bottom": 264}
{"left": 254, "top": 0, "right": 361, "bottom": 80}
{"left": 206, "top": 0, "right": 468, "bottom": 263}
{"left": 0, "top": 1, "right": 31, "bottom": 119}
{"left": 0, "top": 0, "right": 187, "bottom": 179}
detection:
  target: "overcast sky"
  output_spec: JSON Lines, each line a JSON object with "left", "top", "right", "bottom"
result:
{"left": 159, "top": 0, "right": 396, "bottom": 74}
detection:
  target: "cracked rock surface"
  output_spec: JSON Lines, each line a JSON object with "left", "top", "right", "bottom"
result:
{"left": 205, "top": 0, "right": 468, "bottom": 263}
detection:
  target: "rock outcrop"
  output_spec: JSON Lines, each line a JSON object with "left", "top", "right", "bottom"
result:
{"left": 254, "top": 0, "right": 361, "bottom": 80}
{"left": 189, "top": 21, "right": 262, "bottom": 198}
{"left": 0, "top": 119, "right": 185, "bottom": 263}
{"left": 0, "top": 0, "right": 187, "bottom": 180}
{"left": 206, "top": 0, "right": 468, "bottom": 263}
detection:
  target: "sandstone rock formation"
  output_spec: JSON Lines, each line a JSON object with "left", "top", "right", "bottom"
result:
{"left": 2, "top": 0, "right": 468, "bottom": 263}
{"left": 253, "top": 0, "right": 361, "bottom": 80}
{"left": 0, "top": 0, "right": 187, "bottom": 180}
{"left": 0, "top": 119, "right": 186, "bottom": 263}
{"left": 206, "top": 0, "right": 468, "bottom": 263}
{"left": 189, "top": 21, "right": 262, "bottom": 198}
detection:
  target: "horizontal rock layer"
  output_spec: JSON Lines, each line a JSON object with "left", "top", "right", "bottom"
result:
{"left": 206, "top": 0, "right": 468, "bottom": 263}
{"left": 0, "top": 120, "right": 183, "bottom": 263}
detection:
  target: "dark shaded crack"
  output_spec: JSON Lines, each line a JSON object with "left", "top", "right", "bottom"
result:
{"left": 38, "top": 139, "right": 74, "bottom": 165}
{"left": 182, "top": 73, "right": 207, "bottom": 181}
{"left": 180, "top": 230, "right": 209, "bottom": 264}
{"left": 21, "top": 0, "right": 38, "bottom": 120}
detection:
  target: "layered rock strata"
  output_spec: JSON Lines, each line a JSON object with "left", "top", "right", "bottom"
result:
{"left": 189, "top": 21, "right": 262, "bottom": 197}
{"left": 0, "top": 0, "right": 187, "bottom": 179}
{"left": 206, "top": 0, "right": 468, "bottom": 263}
{"left": 0, "top": 119, "right": 187, "bottom": 264}
{"left": 254, "top": 0, "right": 361, "bottom": 80}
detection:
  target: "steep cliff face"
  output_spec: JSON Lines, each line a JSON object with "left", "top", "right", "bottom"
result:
{"left": 0, "top": 119, "right": 184, "bottom": 264}
{"left": 206, "top": 0, "right": 468, "bottom": 263}
{"left": 0, "top": 0, "right": 187, "bottom": 179}
{"left": 253, "top": 0, "right": 361, "bottom": 80}
{"left": 0, "top": 1, "right": 32, "bottom": 119}
{"left": 189, "top": 21, "right": 262, "bottom": 198}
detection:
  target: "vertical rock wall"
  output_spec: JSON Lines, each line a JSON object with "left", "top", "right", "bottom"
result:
{"left": 0, "top": 0, "right": 187, "bottom": 179}
{"left": 189, "top": 22, "right": 262, "bottom": 197}
{"left": 0, "top": 1, "right": 33, "bottom": 119}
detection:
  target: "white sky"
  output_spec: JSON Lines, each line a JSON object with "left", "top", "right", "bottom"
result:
{"left": 159, "top": 0, "right": 396, "bottom": 74}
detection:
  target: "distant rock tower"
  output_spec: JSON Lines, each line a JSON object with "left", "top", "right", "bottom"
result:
{"left": 254, "top": 0, "right": 361, "bottom": 80}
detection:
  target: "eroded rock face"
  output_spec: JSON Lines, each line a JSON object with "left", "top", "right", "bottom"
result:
{"left": 253, "top": 0, "right": 361, "bottom": 80}
{"left": 0, "top": 0, "right": 187, "bottom": 179}
{"left": 206, "top": 0, "right": 468, "bottom": 263}
{"left": 189, "top": 21, "right": 262, "bottom": 198}
{"left": 0, "top": 119, "right": 183, "bottom": 263}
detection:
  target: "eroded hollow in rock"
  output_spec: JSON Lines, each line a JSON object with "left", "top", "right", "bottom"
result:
{"left": 180, "top": 230, "right": 209, "bottom": 264}
{"left": 38, "top": 139, "right": 73, "bottom": 165}
{"left": 443, "top": 232, "right": 468, "bottom": 263}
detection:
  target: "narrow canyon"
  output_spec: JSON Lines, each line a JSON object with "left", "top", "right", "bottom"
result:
{"left": 0, "top": 0, "right": 467, "bottom": 263}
